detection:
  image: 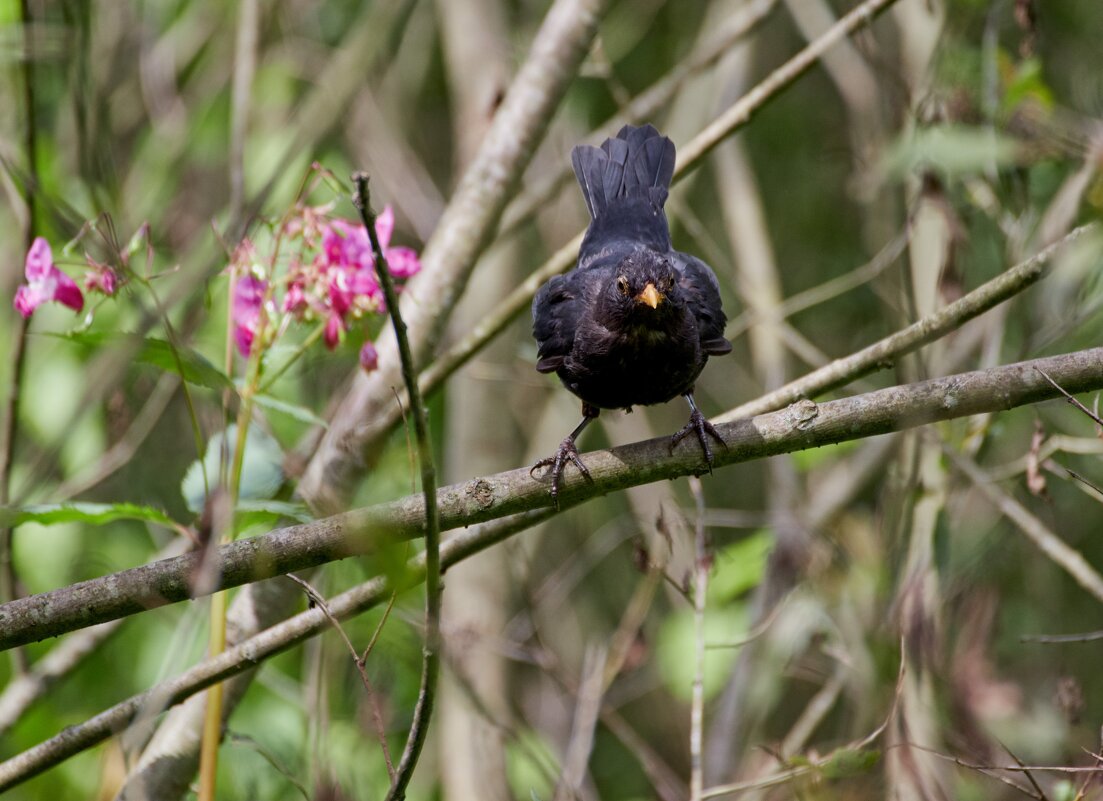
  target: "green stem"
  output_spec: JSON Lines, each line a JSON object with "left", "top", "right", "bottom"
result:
{"left": 0, "top": 0, "right": 40, "bottom": 677}
{"left": 198, "top": 304, "right": 263, "bottom": 801}
{"left": 257, "top": 321, "right": 326, "bottom": 394}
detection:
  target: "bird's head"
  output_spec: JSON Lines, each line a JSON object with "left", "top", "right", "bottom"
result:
{"left": 600, "top": 253, "right": 681, "bottom": 326}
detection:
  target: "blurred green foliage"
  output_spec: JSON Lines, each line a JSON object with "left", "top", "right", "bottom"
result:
{"left": 2, "top": 1, "right": 1103, "bottom": 799}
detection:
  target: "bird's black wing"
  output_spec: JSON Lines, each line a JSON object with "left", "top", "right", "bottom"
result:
{"left": 532, "top": 271, "right": 587, "bottom": 373}
{"left": 673, "top": 252, "right": 732, "bottom": 356}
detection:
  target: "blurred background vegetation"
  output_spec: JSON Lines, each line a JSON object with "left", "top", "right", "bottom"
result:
{"left": 2, "top": 0, "right": 1103, "bottom": 799}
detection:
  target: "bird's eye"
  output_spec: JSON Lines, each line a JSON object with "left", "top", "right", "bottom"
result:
{"left": 617, "top": 275, "right": 630, "bottom": 296}
{"left": 665, "top": 275, "right": 675, "bottom": 291}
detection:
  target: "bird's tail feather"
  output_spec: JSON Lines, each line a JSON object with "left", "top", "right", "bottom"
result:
{"left": 571, "top": 124, "right": 675, "bottom": 219}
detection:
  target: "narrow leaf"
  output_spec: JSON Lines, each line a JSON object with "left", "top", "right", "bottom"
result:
{"left": 50, "top": 332, "right": 233, "bottom": 391}
{"left": 5, "top": 502, "right": 178, "bottom": 529}
{"left": 253, "top": 394, "right": 329, "bottom": 428}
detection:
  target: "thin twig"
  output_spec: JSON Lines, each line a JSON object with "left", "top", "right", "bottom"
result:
{"left": 1033, "top": 366, "right": 1103, "bottom": 427}
{"left": 943, "top": 442, "right": 1103, "bottom": 604}
{"left": 900, "top": 741, "right": 1103, "bottom": 775}
{"left": 1020, "top": 630, "right": 1103, "bottom": 644}
{"left": 227, "top": 0, "right": 258, "bottom": 221}
{"left": 53, "top": 372, "right": 180, "bottom": 501}
{"left": 360, "top": 591, "right": 399, "bottom": 664}
{"left": 601, "top": 561, "right": 664, "bottom": 691}
{"left": 715, "top": 224, "right": 1096, "bottom": 423}
{"left": 0, "top": 0, "right": 40, "bottom": 677}
{"left": 554, "top": 645, "right": 608, "bottom": 801}
{"left": 701, "top": 661, "right": 901, "bottom": 800}
{"left": 1047, "top": 461, "right": 1103, "bottom": 500}
{"left": 725, "top": 230, "right": 910, "bottom": 341}
{"left": 4, "top": 347, "right": 1103, "bottom": 652}
{"left": 679, "top": 0, "right": 900, "bottom": 174}
{"left": 704, "top": 597, "right": 788, "bottom": 650}
{"left": 779, "top": 663, "right": 847, "bottom": 756}
{"left": 689, "top": 477, "right": 709, "bottom": 801}
{"left": 354, "top": 174, "right": 441, "bottom": 801}
{"left": 497, "top": 0, "right": 780, "bottom": 237}
{"left": 285, "top": 574, "right": 395, "bottom": 780}
{"left": 225, "top": 731, "right": 311, "bottom": 801}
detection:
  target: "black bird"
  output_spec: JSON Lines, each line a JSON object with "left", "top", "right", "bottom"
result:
{"left": 531, "top": 124, "right": 732, "bottom": 505}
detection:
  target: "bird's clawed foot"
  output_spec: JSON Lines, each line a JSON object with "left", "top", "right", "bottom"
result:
{"left": 530, "top": 437, "right": 593, "bottom": 508}
{"left": 670, "top": 409, "right": 727, "bottom": 472}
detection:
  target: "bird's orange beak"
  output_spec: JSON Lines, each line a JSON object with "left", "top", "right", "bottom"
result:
{"left": 636, "top": 282, "right": 662, "bottom": 309}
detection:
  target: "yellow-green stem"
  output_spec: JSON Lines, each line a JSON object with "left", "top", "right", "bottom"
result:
{"left": 197, "top": 349, "right": 261, "bottom": 801}
{"left": 258, "top": 321, "right": 326, "bottom": 394}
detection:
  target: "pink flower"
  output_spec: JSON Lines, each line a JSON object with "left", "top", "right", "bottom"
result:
{"left": 13, "top": 238, "right": 84, "bottom": 319}
{"left": 359, "top": 340, "right": 379, "bottom": 372}
{"left": 385, "top": 246, "right": 421, "bottom": 278}
{"left": 83, "top": 258, "right": 119, "bottom": 296}
{"left": 232, "top": 274, "right": 267, "bottom": 356}
{"left": 282, "top": 279, "right": 307, "bottom": 315}
{"left": 323, "top": 313, "right": 344, "bottom": 350}
{"left": 320, "top": 206, "right": 421, "bottom": 285}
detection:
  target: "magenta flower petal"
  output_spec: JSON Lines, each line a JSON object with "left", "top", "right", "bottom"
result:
{"left": 385, "top": 246, "right": 421, "bottom": 278}
{"left": 324, "top": 314, "right": 343, "bottom": 350}
{"left": 282, "top": 281, "right": 307, "bottom": 315}
{"left": 24, "top": 237, "right": 53, "bottom": 280}
{"left": 328, "top": 271, "right": 353, "bottom": 316}
{"left": 231, "top": 274, "right": 267, "bottom": 356}
{"left": 84, "top": 266, "right": 119, "bottom": 296}
{"left": 375, "top": 206, "right": 394, "bottom": 250}
{"left": 359, "top": 340, "right": 379, "bottom": 372}
{"left": 53, "top": 278, "right": 85, "bottom": 312}
{"left": 234, "top": 321, "right": 255, "bottom": 357}
{"left": 13, "top": 285, "right": 45, "bottom": 318}
{"left": 348, "top": 266, "right": 381, "bottom": 300}
{"left": 12, "top": 237, "right": 85, "bottom": 318}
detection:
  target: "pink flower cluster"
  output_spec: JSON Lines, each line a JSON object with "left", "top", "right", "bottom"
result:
{"left": 12, "top": 237, "right": 119, "bottom": 319}
{"left": 230, "top": 205, "right": 421, "bottom": 372}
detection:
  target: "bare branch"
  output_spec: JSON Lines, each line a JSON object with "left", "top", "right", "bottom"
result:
{"left": 2, "top": 348, "right": 1102, "bottom": 653}
{"left": 942, "top": 442, "right": 1103, "bottom": 604}
{"left": 715, "top": 223, "right": 1097, "bottom": 423}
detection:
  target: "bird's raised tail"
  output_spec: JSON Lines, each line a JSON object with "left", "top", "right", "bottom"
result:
{"left": 571, "top": 124, "right": 676, "bottom": 220}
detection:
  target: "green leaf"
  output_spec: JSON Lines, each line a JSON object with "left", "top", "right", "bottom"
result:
{"left": 236, "top": 500, "right": 313, "bottom": 524}
{"left": 2, "top": 501, "right": 178, "bottom": 529}
{"left": 252, "top": 394, "right": 328, "bottom": 428}
{"left": 883, "top": 124, "right": 1020, "bottom": 180}
{"left": 50, "top": 331, "right": 233, "bottom": 391}
{"left": 1002, "top": 57, "right": 1055, "bottom": 115}
{"left": 656, "top": 605, "right": 747, "bottom": 701}
{"left": 181, "top": 425, "right": 286, "bottom": 514}
{"left": 708, "top": 530, "right": 773, "bottom": 604}
{"left": 818, "top": 747, "right": 880, "bottom": 779}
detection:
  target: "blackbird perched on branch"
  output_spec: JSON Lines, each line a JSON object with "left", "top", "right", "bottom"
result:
{"left": 531, "top": 124, "right": 732, "bottom": 505}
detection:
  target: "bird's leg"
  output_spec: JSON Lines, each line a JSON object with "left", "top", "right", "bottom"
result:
{"left": 670, "top": 392, "right": 726, "bottom": 472}
{"left": 530, "top": 403, "right": 599, "bottom": 508}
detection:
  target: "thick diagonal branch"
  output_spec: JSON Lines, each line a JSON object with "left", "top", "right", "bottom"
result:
{"left": 2, "top": 347, "right": 1102, "bottom": 654}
